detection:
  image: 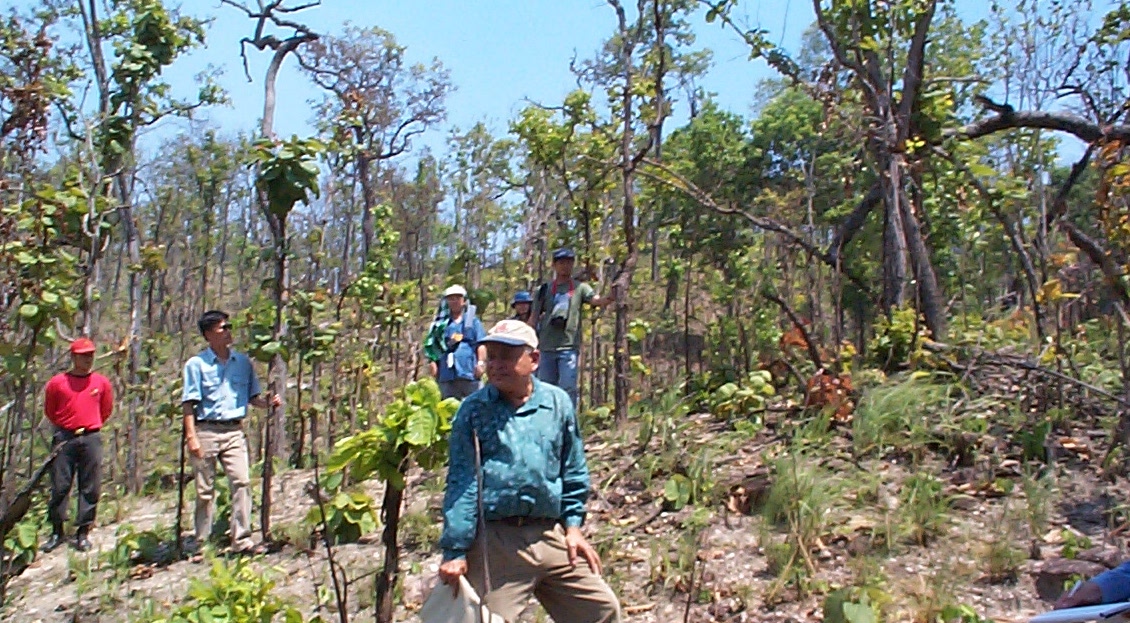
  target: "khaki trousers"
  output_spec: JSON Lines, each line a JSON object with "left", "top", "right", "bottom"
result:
{"left": 192, "top": 423, "right": 253, "bottom": 550}
{"left": 465, "top": 520, "right": 621, "bottom": 623}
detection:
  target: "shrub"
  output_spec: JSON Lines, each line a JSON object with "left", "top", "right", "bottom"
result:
{"left": 869, "top": 305, "right": 929, "bottom": 370}
{"left": 304, "top": 490, "right": 378, "bottom": 545}
{"left": 900, "top": 473, "right": 950, "bottom": 546}
{"left": 148, "top": 556, "right": 317, "bottom": 623}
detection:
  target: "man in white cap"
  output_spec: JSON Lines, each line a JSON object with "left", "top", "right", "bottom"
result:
{"left": 426, "top": 284, "right": 486, "bottom": 400}
{"left": 438, "top": 319, "right": 620, "bottom": 622}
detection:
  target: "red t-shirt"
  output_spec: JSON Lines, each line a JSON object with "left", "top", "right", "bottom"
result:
{"left": 44, "top": 372, "right": 113, "bottom": 432}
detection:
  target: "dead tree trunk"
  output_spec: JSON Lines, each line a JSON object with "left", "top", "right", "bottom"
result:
{"left": 223, "top": 0, "right": 319, "bottom": 541}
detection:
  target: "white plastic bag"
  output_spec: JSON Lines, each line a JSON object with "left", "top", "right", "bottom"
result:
{"left": 419, "top": 576, "right": 506, "bottom": 623}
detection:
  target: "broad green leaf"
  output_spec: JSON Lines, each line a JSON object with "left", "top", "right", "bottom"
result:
{"left": 663, "top": 474, "right": 692, "bottom": 510}
{"left": 404, "top": 408, "right": 438, "bottom": 447}
{"left": 842, "top": 602, "right": 877, "bottom": 623}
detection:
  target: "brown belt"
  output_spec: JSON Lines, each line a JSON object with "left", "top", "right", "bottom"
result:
{"left": 491, "top": 516, "right": 556, "bottom": 528}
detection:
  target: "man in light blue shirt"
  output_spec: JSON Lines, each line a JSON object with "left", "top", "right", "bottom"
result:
{"left": 438, "top": 319, "right": 620, "bottom": 622}
{"left": 181, "top": 310, "right": 278, "bottom": 555}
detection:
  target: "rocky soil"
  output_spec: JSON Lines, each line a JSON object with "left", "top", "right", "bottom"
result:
{"left": 3, "top": 409, "right": 1126, "bottom": 623}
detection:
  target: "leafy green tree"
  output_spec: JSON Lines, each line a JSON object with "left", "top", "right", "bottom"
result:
{"left": 446, "top": 122, "right": 518, "bottom": 289}
{"left": 248, "top": 134, "right": 323, "bottom": 537}
{"left": 323, "top": 378, "right": 456, "bottom": 623}
{"left": 301, "top": 25, "right": 451, "bottom": 270}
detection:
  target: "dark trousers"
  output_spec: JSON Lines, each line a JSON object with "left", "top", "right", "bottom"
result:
{"left": 47, "top": 430, "right": 102, "bottom": 534}
{"left": 439, "top": 378, "right": 480, "bottom": 400}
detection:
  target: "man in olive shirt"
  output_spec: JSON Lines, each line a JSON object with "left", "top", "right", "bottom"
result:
{"left": 530, "top": 248, "right": 611, "bottom": 406}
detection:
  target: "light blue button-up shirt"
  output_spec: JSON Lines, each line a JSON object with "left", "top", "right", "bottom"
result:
{"left": 181, "top": 348, "right": 261, "bottom": 422}
{"left": 440, "top": 378, "right": 590, "bottom": 561}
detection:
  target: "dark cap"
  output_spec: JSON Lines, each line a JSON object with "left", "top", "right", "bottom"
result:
{"left": 552, "top": 248, "right": 576, "bottom": 260}
{"left": 511, "top": 291, "right": 532, "bottom": 306}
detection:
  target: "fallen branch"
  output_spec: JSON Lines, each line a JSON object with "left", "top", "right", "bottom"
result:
{"left": 923, "top": 341, "right": 1130, "bottom": 409}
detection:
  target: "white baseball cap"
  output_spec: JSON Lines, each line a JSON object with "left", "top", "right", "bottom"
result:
{"left": 479, "top": 319, "right": 539, "bottom": 350}
{"left": 443, "top": 284, "right": 467, "bottom": 298}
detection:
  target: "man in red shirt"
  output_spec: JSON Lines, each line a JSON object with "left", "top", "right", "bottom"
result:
{"left": 42, "top": 337, "right": 113, "bottom": 552}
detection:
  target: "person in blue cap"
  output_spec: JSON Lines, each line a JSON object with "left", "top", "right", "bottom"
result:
{"left": 529, "top": 248, "right": 611, "bottom": 407}
{"left": 510, "top": 290, "right": 533, "bottom": 323}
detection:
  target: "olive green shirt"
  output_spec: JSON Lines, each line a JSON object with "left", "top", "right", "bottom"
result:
{"left": 535, "top": 280, "right": 595, "bottom": 352}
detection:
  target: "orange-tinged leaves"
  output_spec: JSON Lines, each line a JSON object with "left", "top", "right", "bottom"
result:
{"left": 805, "top": 372, "right": 855, "bottom": 423}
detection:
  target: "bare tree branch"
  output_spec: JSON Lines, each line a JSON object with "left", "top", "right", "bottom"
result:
{"left": 948, "top": 97, "right": 1130, "bottom": 142}
{"left": 763, "top": 291, "right": 824, "bottom": 372}
{"left": 826, "top": 183, "right": 881, "bottom": 265}
{"left": 896, "top": 0, "right": 937, "bottom": 141}
{"left": 1059, "top": 220, "right": 1130, "bottom": 305}
{"left": 638, "top": 157, "right": 874, "bottom": 296}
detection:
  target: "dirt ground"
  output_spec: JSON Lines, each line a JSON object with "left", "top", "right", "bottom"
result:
{"left": 2, "top": 413, "right": 1122, "bottom": 623}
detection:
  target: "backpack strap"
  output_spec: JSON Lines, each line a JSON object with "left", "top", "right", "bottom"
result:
{"left": 536, "top": 282, "right": 550, "bottom": 316}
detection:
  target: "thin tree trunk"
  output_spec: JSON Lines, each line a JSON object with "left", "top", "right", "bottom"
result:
{"left": 357, "top": 149, "right": 375, "bottom": 264}
{"left": 375, "top": 465, "right": 405, "bottom": 623}
{"left": 118, "top": 176, "right": 144, "bottom": 495}
{"left": 880, "top": 155, "right": 911, "bottom": 313}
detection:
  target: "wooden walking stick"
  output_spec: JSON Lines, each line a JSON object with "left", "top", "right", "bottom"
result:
{"left": 174, "top": 416, "right": 187, "bottom": 558}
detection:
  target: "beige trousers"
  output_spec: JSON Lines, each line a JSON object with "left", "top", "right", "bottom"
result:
{"left": 192, "top": 423, "right": 253, "bottom": 551}
{"left": 465, "top": 520, "right": 621, "bottom": 623}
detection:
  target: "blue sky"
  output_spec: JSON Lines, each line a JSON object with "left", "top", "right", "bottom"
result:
{"left": 158, "top": 0, "right": 816, "bottom": 154}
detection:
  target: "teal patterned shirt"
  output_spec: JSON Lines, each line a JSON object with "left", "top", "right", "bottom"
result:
{"left": 440, "top": 377, "right": 590, "bottom": 561}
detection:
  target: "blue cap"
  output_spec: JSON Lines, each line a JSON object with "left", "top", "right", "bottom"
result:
{"left": 511, "top": 291, "right": 532, "bottom": 306}
{"left": 553, "top": 248, "right": 576, "bottom": 260}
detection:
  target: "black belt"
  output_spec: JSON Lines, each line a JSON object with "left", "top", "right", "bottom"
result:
{"left": 56, "top": 427, "right": 99, "bottom": 438}
{"left": 195, "top": 419, "right": 243, "bottom": 427}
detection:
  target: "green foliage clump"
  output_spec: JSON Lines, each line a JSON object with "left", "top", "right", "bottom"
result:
{"left": 661, "top": 448, "right": 715, "bottom": 511}
{"left": 249, "top": 136, "right": 324, "bottom": 218}
{"left": 899, "top": 473, "right": 950, "bottom": 546}
{"left": 869, "top": 306, "right": 930, "bottom": 370}
{"left": 852, "top": 375, "right": 957, "bottom": 459}
{"left": 304, "top": 490, "right": 378, "bottom": 545}
{"left": 705, "top": 370, "right": 775, "bottom": 422}
{"left": 148, "top": 557, "right": 315, "bottom": 623}
{"left": 939, "top": 604, "right": 996, "bottom": 623}
{"left": 824, "top": 585, "right": 889, "bottom": 623}
{"left": 109, "top": 524, "right": 168, "bottom": 569}
{"left": 3, "top": 516, "right": 40, "bottom": 570}
{"left": 984, "top": 535, "right": 1025, "bottom": 584}
{"left": 1059, "top": 530, "right": 1093, "bottom": 559}
{"left": 764, "top": 453, "right": 836, "bottom": 541}
{"left": 1018, "top": 418, "right": 1051, "bottom": 463}
{"left": 325, "top": 377, "right": 457, "bottom": 490}
{"left": 760, "top": 452, "right": 837, "bottom": 598}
